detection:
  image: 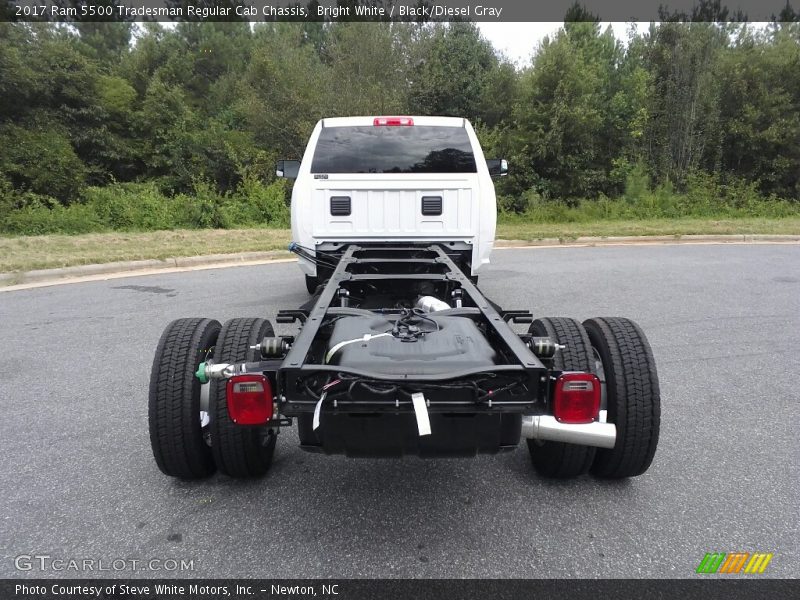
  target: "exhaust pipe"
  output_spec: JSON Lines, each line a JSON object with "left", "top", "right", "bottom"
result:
{"left": 521, "top": 411, "right": 616, "bottom": 449}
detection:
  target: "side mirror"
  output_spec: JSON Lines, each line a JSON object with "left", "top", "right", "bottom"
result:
{"left": 487, "top": 159, "right": 508, "bottom": 178}
{"left": 276, "top": 159, "right": 300, "bottom": 179}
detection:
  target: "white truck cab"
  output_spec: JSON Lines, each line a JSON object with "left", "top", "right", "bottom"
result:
{"left": 277, "top": 116, "right": 507, "bottom": 289}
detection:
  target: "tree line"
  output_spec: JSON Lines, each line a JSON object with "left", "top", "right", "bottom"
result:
{"left": 0, "top": 12, "right": 798, "bottom": 232}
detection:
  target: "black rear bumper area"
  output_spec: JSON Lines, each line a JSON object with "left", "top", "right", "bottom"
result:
{"left": 297, "top": 412, "right": 522, "bottom": 457}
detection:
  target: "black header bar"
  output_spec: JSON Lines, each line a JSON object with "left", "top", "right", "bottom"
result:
{"left": 2, "top": 579, "right": 799, "bottom": 600}
{"left": 5, "top": 0, "right": 799, "bottom": 23}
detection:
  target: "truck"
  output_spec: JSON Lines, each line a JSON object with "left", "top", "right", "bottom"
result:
{"left": 148, "top": 116, "right": 660, "bottom": 480}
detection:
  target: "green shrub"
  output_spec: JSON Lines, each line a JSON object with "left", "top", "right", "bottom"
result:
{"left": 222, "top": 178, "right": 290, "bottom": 228}
{"left": 84, "top": 183, "right": 178, "bottom": 230}
{"left": 0, "top": 176, "right": 102, "bottom": 234}
{"left": 497, "top": 194, "right": 526, "bottom": 215}
{"left": 0, "top": 125, "right": 86, "bottom": 205}
{"left": 179, "top": 180, "right": 229, "bottom": 229}
{"left": 2, "top": 203, "right": 105, "bottom": 235}
{"left": 623, "top": 162, "right": 650, "bottom": 206}
{"left": 2, "top": 167, "right": 797, "bottom": 236}
{"left": 495, "top": 170, "right": 799, "bottom": 226}
{"left": 681, "top": 171, "right": 720, "bottom": 215}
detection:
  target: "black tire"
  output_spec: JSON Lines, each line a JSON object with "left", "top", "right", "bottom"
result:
{"left": 583, "top": 318, "right": 660, "bottom": 478}
{"left": 305, "top": 275, "right": 319, "bottom": 295}
{"left": 148, "top": 318, "right": 220, "bottom": 479}
{"left": 527, "top": 318, "right": 597, "bottom": 478}
{"left": 210, "top": 318, "right": 278, "bottom": 478}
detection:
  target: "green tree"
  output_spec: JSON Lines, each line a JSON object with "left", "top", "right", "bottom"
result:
{"left": 637, "top": 21, "right": 728, "bottom": 187}
{"left": 0, "top": 125, "right": 86, "bottom": 204}
{"left": 0, "top": 23, "right": 41, "bottom": 122}
{"left": 322, "top": 22, "right": 411, "bottom": 115}
{"left": 239, "top": 23, "right": 330, "bottom": 157}
{"left": 512, "top": 22, "right": 624, "bottom": 200}
{"left": 716, "top": 25, "right": 800, "bottom": 198}
{"left": 408, "top": 22, "right": 499, "bottom": 120}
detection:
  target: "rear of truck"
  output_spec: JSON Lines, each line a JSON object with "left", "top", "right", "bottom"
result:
{"left": 289, "top": 116, "right": 497, "bottom": 281}
{"left": 147, "top": 116, "right": 661, "bottom": 483}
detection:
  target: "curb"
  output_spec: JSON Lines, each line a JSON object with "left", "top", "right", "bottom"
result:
{"left": 0, "top": 250, "right": 292, "bottom": 287}
{"left": 494, "top": 234, "right": 800, "bottom": 247}
{"left": 2, "top": 235, "right": 798, "bottom": 289}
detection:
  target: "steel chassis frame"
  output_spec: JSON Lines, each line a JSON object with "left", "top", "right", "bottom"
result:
{"left": 258, "top": 244, "right": 554, "bottom": 419}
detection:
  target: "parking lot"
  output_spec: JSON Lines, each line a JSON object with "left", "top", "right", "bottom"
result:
{"left": 1, "top": 244, "right": 797, "bottom": 578}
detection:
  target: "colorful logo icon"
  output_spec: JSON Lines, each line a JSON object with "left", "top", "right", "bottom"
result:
{"left": 696, "top": 552, "right": 774, "bottom": 574}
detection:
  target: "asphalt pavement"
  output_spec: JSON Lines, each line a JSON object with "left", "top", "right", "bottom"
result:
{"left": 1, "top": 244, "right": 797, "bottom": 578}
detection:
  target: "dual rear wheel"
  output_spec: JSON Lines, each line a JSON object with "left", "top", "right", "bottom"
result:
{"left": 527, "top": 317, "right": 660, "bottom": 479}
{"left": 148, "top": 315, "right": 660, "bottom": 480}
{"left": 148, "top": 317, "right": 277, "bottom": 479}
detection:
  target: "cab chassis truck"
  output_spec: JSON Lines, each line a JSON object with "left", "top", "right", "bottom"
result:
{"left": 148, "top": 117, "right": 660, "bottom": 480}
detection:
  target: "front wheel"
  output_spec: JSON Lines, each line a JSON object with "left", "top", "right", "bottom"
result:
{"left": 583, "top": 318, "right": 660, "bottom": 478}
{"left": 305, "top": 275, "right": 319, "bottom": 295}
{"left": 210, "top": 318, "right": 278, "bottom": 478}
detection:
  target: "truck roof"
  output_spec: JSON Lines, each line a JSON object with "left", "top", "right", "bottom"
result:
{"left": 320, "top": 116, "right": 467, "bottom": 128}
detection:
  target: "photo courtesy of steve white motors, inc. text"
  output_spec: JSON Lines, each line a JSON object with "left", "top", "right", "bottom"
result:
{"left": 13, "top": 583, "right": 340, "bottom": 597}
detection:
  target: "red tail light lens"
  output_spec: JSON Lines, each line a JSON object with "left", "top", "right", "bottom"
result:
{"left": 553, "top": 372, "right": 601, "bottom": 424}
{"left": 373, "top": 117, "right": 414, "bottom": 126}
{"left": 226, "top": 374, "right": 273, "bottom": 425}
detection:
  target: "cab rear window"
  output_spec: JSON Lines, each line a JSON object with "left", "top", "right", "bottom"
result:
{"left": 311, "top": 126, "right": 477, "bottom": 174}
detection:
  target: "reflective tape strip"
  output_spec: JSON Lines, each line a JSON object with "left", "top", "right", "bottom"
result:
{"left": 411, "top": 392, "right": 431, "bottom": 436}
{"left": 313, "top": 391, "right": 327, "bottom": 431}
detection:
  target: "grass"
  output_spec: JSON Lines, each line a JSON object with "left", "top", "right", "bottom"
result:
{"left": 0, "top": 228, "right": 292, "bottom": 273}
{"left": 495, "top": 217, "right": 800, "bottom": 241}
{"left": 1, "top": 217, "right": 798, "bottom": 274}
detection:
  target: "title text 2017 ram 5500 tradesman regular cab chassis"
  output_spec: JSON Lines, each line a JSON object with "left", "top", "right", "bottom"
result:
{"left": 149, "top": 116, "right": 660, "bottom": 480}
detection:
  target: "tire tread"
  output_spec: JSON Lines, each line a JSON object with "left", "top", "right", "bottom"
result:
{"left": 210, "top": 318, "right": 277, "bottom": 478}
{"left": 584, "top": 317, "right": 660, "bottom": 478}
{"left": 148, "top": 318, "right": 219, "bottom": 479}
{"left": 527, "top": 317, "right": 596, "bottom": 478}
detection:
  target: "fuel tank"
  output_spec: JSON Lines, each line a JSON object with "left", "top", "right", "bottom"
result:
{"left": 326, "top": 314, "right": 497, "bottom": 376}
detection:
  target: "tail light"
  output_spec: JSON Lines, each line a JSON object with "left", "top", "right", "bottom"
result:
{"left": 553, "top": 372, "right": 601, "bottom": 424}
{"left": 374, "top": 117, "right": 414, "bottom": 126}
{"left": 226, "top": 374, "right": 273, "bottom": 425}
